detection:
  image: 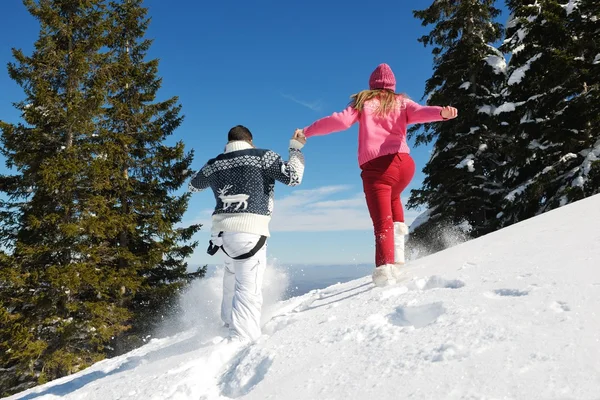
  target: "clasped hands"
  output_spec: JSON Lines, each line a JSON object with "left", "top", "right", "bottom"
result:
{"left": 292, "top": 128, "right": 306, "bottom": 145}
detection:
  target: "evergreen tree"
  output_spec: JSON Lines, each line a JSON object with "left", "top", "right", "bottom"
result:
{"left": 0, "top": 1, "right": 116, "bottom": 392}
{"left": 407, "top": 0, "right": 506, "bottom": 253}
{"left": 551, "top": 0, "right": 600, "bottom": 203}
{"left": 0, "top": 0, "right": 202, "bottom": 394}
{"left": 497, "top": 0, "right": 599, "bottom": 226}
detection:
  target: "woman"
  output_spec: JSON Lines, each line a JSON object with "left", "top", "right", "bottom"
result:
{"left": 297, "top": 63, "right": 458, "bottom": 286}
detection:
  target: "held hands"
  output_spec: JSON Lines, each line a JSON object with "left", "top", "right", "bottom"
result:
{"left": 292, "top": 128, "right": 306, "bottom": 145}
{"left": 440, "top": 106, "right": 458, "bottom": 120}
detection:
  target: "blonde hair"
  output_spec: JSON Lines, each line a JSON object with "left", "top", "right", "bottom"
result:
{"left": 349, "top": 89, "right": 407, "bottom": 116}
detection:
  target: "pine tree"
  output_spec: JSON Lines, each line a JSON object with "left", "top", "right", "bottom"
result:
{"left": 0, "top": 1, "right": 117, "bottom": 392}
{"left": 0, "top": 0, "right": 202, "bottom": 394}
{"left": 497, "top": 0, "right": 599, "bottom": 226}
{"left": 407, "top": 0, "right": 506, "bottom": 253}
{"left": 553, "top": 0, "right": 600, "bottom": 202}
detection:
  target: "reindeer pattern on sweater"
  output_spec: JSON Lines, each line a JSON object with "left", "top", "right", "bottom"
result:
{"left": 188, "top": 141, "right": 304, "bottom": 235}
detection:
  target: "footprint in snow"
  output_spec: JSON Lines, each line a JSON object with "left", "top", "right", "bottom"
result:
{"left": 262, "top": 314, "right": 300, "bottom": 336}
{"left": 388, "top": 302, "right": 446, "bottom": 329}
{"left": 220, "top": 347, "right": 274, "bottom": 398}
{"left": 458, "top": 261, "right": 478, "bottom": 270}
{"left": 430, "top": 342, "right": 468, "bottom": 362}
{"left": 410, "top": 275, "right": 466, "bottom": 291}
{"left": 549, "top": 301, "right": 570, "bottom": 313}
{"left": 291, "top": 291, "right": 323, "bottom": 313}
{"left": 517, "top": 273, "right": 533, "bottom": 280}
{"left": 484, "top": 288, "right": 529, "bottom": 298}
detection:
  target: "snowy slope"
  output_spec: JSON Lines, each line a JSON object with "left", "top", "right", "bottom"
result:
{"left": 6, "top": 194, "right": 600, "bottom": 400}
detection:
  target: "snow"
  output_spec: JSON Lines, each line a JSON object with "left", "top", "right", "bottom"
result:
{"left": 559, "top": 196, "right": 569, "bottom": 206}
{"left": 520, "top": 114, "right": 535, "bottom": 124}
{"left": 6, "top": 195, "right": 600, "bottom": 400}
{"left": 456, "top": 127, "right": 480, "bottom": 137}
{"left": 560, "top": 152, "right": 578, "bottom": 163}
{"left": 512, "top": 44, "right": 525, "bottom": 55}
{"left": 481, "top": 89, "right": 552, "bottom": 117}
{"left": 508, "top": 53, "right": 543, "bottom": 86}
{"left": 571, "top": 139, "right": 600, "bottom": 187}
{"left": 478, "top": 105, "right": 493, "bottom": 115}
{"left": 444, "top": 142, "right": 456, "bottom": 152}
{"left": 409, "top": 207, "right": 435, "bottom": 232}
{"left": 580, "top": 139, "right": 600, "bottom": 176}
{"left": 593, "top": 54, "right": 600, "bottom": 65}
{"left": 431, "top": 141, "right": 458, "bottom": 161}
{"left": 480, "top": 101, "right": 524, "bottom": 116}
{"left": 506, "top": 14, "right": 517, "bottom": 30}
{"left": 493, "top": 102, "right": 517, "bottom": 114}
{"left": 425, "top": 90, "right": 436, "bottom": 103}
{"left": 528, "top": 139, "right": 558, "bottom": 150}
{"left": 456, "top": 220, "right": 472, "bottom": 234}
{"left": 484, "top": 54, "right": 506, "bottom": 75}
{"left": 24, "top": 105, "right": 50, "bottom": 117}
{"left": 459, "top": 82, "right": 471, "bottom": 90}
{"left": 455, "top": 155, "right": 475, "bottom": 172}
{"left": 505, "top": 182, "right": 531, "bottom": 202}
{"left": 507, "top": 153, "right": 579, "bottom": 201}
{"left": 562, "top": 0, "right": 581, "bottom": 15}
{"left": 571, "top": 176, "right": 585, "bottom": 187}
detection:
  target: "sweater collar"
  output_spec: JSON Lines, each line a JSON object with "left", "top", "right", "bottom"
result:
{"left": 224, "top": 141, "right": 254, "bottom": 153}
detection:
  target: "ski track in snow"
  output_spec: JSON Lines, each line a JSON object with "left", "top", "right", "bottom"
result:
{"left": 6, "top": 195, "right": 600, "bottom": 400}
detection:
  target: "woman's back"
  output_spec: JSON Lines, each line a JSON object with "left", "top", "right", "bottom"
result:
{"left": 304, "top": 92, "right": 444, "bottom": 166}
{"left": 356, "top": 94, "right": 411, "bottom": 165}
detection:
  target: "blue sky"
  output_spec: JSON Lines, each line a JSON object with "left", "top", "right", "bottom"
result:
{"left": 0, "top": 0, "right": 508, "bottom": 267}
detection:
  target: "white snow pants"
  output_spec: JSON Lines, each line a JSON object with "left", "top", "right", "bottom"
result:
{"left": 220, "top": 232, "right": 267, "bottom": 342}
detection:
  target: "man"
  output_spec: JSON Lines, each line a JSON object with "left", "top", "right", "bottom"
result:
{"left": 189, "top": 125, "right": 305, "bottom": 342}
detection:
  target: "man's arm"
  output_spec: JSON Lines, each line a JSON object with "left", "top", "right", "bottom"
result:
{"left": 262, "top": 139, "right": 305, "bottom": 187}
{"left": 188, "top": 167, "right": 210, "bottom": 192}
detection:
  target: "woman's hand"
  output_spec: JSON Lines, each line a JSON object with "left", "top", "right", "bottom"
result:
{"left": 293, "top": 129, "right": 306, "bottom": 145}
{"left": 440, "top": 106, "right": 458, "bottom": 120}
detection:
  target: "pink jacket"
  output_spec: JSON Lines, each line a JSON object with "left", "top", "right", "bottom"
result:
{"left": 304, "top": 96, "right": 445, "bottom": 166}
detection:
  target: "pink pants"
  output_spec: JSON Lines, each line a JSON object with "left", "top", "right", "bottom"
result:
{"left": 360, "top": 153, "right": 416, "bottom": 267}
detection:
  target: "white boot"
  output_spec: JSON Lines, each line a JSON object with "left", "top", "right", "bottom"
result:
{"left": 392, "top": 222, "right": 409, "bottom": 280}
{"left": 372, "top": 264, "right": 394, "bottom": 287}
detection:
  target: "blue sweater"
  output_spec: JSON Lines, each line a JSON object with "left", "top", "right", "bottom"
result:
{"left": 189, "top": 140, "right": 305, "bottom": 236}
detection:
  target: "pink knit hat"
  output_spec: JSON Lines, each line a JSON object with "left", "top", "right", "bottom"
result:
{"left": 369, "top": 63, "right": 396, "bottom": 91}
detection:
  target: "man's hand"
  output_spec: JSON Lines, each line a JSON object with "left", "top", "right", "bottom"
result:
{"left": 441, "top": 106, "right": 458, "bottom": 120}
{"left": 292, "top": 129, "right": 306, "bottom": 145}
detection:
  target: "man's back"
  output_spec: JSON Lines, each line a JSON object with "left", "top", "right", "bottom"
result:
{"left": 189, "top": 140, "right": 304, "bottom": 236}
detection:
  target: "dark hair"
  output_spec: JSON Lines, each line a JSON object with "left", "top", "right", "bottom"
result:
{"left": 228, "top": 125, "right": 253, "bottom": 142}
